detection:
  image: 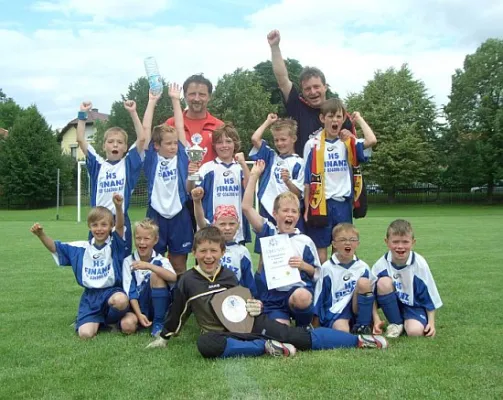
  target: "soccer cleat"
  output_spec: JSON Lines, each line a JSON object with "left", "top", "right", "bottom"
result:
{"left": 385, "top": 323, "right": 404, "bottom": 338}
{"left": 357, "top": 335, "right": 388, "bottom": 349}
{"left": 264, "top": 340, "right": 297, "bottom": 357}
{"left": 351, "top": 324, "right": 372, "bottom": 335}
{"left": 151, "top": 323, "right": 163, "bottom": 338}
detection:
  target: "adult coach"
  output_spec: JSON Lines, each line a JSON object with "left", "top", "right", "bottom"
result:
{"left": 268, "top": 30, "right": 328, "bottom": 155}
{"left": 165, "top": 74, "right": 223, "bottom": 165}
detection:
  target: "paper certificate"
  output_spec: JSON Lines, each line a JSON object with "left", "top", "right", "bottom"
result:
{"left": 260, "top": 234, "right": 302, "bottom": 290}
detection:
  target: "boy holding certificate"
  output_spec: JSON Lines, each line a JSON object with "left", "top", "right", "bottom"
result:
{"left": 242, "top": 160, "right": 320, "bottom": 328}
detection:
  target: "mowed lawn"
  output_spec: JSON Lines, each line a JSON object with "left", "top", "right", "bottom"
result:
{"left": 0, "top": 205, "right": 502, "bottom": 399}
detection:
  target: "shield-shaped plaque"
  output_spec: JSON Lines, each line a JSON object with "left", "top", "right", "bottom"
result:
{"left": 211, "top": 286, "right": 254, "bottom": 333}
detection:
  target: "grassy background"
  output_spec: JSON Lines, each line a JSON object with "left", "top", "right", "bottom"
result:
{"left": 1, "top": 205, "right": 502, "bottom": 399}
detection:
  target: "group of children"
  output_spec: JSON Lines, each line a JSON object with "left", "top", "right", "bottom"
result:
{"left": 30, "top": 85, "right": 442, "bottom": 357}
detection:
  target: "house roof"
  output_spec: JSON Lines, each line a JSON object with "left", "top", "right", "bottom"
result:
{"left": 58, "top": 109, "right": 109, "bottom": 141}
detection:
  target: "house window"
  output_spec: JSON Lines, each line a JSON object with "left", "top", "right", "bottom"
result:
{"left": 70, "top": 145, "right": 78, "bottom": 160}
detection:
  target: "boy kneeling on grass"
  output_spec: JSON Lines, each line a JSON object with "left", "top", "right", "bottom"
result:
{"left": 30, "top": 194, "right": 129, "bottom": 339}
{"left": 147, "top": 226, "right": 389, "bottom": 357}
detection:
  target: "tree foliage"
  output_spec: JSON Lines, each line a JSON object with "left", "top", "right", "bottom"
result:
{"left": 0, "top": 89, "right": 23, "bottom": 130}
{"left": 345, "top": 65, "right": 439, "bottom": 200}
{"left": 444, "top": 38, "right": 503, "bottom": 195}
{"left": 211, "top": 68, "right": 278, "bottom": 155}
{"left": 0, "top": 106, "right": 72, "bottom": 207}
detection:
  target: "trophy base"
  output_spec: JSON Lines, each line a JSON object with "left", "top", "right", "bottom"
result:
{"left": 188, "top": 174, "right": 200, "bottom": 182}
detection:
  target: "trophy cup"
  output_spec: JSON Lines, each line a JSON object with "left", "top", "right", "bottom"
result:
{"left": 187, "top": 133, "right": 204, "bottom": 182}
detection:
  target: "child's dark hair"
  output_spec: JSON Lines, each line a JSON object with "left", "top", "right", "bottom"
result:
{"left": 299, "top": 66, "right": 326, "bottom": 86}
{"left": 212, "top": 123, "right": 241, "bottom": 154}
{"left": 193, "top": 226, "right": 226, "bottom": 252}
{"left": 386, "top": 219, "right": 415, "bottom": 239}
{"left": 152, "top": 124, "right": 177, "bottom": 145}
{"left": 183, "top": 74, "right": 213, "bottom": 95}
{"left": 320, "top": 98, "right": 346, "bottom": 117}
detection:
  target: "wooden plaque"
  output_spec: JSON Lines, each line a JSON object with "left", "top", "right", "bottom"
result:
{"left": 211, "top": 286, "right": 254, "bottom": 333}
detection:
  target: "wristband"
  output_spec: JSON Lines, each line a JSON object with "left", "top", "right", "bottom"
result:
{"left": 78, "top": 111, "right": 88, "bottom": 121}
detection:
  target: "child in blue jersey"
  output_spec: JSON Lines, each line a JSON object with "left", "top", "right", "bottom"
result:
{"left": 120, "top": 218, "right": 177, "bottom": 337}
{"left": 192, "top": 187, "right": 257, "bottom": 298}
{"left": 372, "top": 219, "right": 442, "bottom": 338}
{"left": 187, "top": 124, "right": 251, "bottom": 244}
{"left": 140, "top": 85, "right": 193, "bottom": 275}
{"left": 313, "top": 223, "right": 376, "bottom": 335}
{"left": 303, "top": 99, "right": 377, "bottom": 264}
{"left": 242, "top": 160, "right": 321, "bottom": 327}
{"left": 249, "top": 113, "right": 305, "bottom": 236}
{"left": 30, "top": 194, "right": 129, "bottom": 339}
{"left": 76, "top": 101, "right": 147, "bottom": 254}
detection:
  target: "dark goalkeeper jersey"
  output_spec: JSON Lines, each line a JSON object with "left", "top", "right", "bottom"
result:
{"left": 160, "top": 267, "right": 239, "bottom": 339}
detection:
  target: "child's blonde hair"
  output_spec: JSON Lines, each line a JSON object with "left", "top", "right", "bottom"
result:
{"left": 273, "top": 191, "right": 300, "bottom": 212}
{"left": 87, "top": 206, "right": 114, "bottom": 227}
{"left": 332, "top": 223, "right": 359, "bottom": 240}
{"left": 152, "top": 124, "right": 177, "bottom": 146}
{"left": 134, "top": 218, "right": 159, "bottom": 237}
{"left": 386, "top": 219, "right": 414, "bottom": 239}
{"left": 271, "top": 118, "right": 298, "bottom": 139}
{"left": 212, "top": 123, "right": 241, "bottom": 154}
{"left": 104, "top": 127, "right": 128, "bottom": 143}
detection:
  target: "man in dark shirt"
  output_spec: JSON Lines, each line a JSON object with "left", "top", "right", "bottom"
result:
{"left": 147, "top": 226, "right": 388, "bottom": 357}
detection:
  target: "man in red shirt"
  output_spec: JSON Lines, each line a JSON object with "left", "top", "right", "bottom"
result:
{"left": 165, "top": 74, "right": 223, "bottom": 165}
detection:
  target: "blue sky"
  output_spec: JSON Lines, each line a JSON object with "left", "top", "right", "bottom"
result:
{"left": 1, "top": 0, "right": 502, "bottom": 129}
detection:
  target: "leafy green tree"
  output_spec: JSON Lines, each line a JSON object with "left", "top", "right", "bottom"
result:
{"left": 210, "top": 68, "right": 278, "bottom": 155}
{"left": 346, "top": 65, "right": 439, "bottom": 201}
{"left": 444, "top": 38, "right": 503, "bottom": 198}
{"left": 0, "top": 106, "right": 71, "bottom": 207}
{"left": 0, "top": 90, "right": 23, "bottom": 130}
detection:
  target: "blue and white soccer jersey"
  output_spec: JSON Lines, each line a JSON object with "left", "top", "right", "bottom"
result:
{"left": 198, "top": 158, "right": 251, "bottom": 243}
{"left": 86, "top": 143, "right": 144, "bottom": 252}
{"left": 255, "top": 219, "right": 321, "bottom": 317}
{"left": 122, "top": 250, "right": 176, "bottom": 317}
{"left": 303, "top": 135, "right": 368, "bottom": 248}
{"left": 220, "top": 242, "right": 257, "bottom": 298}
{"left": 52, "top": 231, "right": 127, "bottom": 328}
{"left": 314, "top": 254, "right": 372, "bottom": 328}
{"left": 144, "top": 141, "right": 193, "bottom": 255}
{"left": 249, "top": 140, "right": 305, "bottom": 220}
{"left": 372, "top": 251, "right": 443, "bottom": 324}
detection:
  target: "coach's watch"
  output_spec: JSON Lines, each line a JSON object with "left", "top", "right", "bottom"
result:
{"left": 78, "top": 111, "right": 88, "bottom": 121}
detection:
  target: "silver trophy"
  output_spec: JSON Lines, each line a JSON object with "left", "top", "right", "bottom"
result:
{"left": 187, "top": 133, "right": 204, "bottom": 181}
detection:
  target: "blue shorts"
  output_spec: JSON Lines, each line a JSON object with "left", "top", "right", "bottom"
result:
{"left": 307, "top": 198, "right": 352, "bottom": 248}
{"left": 263, "top": 287, "right": 313, "bottom": 321}
{"left": 147, "top": 206, "right": 194, "bottom": 255}
{"left": 76, "top": 287, "right": 125, "bottom": 329}
{"left": 399, "top": 301, "right": 428, "bottom": 326}
{"left": 324, "top": 301, "right": 356, "bottom": 328}
{"left": 254, "top": 205, "right": 306, "bottom": 254}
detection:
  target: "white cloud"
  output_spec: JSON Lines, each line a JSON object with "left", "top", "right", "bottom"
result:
{"left": 2, "top": 0, "right": 502, "bottom": 129}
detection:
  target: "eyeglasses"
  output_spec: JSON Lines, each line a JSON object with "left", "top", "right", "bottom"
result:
{"left": 334, "top": 237, "right": 359, "bottom": 243}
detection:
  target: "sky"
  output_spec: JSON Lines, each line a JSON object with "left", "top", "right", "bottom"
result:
{"left": 1, "top": 0, "right": 503, "bottom": 130}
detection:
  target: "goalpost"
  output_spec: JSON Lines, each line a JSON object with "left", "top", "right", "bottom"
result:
{"left": 76, "top": 160, "right": 258, "bottom": 222}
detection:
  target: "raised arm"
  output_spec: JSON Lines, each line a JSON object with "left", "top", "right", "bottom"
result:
{"left": 251, "top": 113, "right": 278, "bottom": 149}
{"left": 124, "top": 100, "right": 146, "bottom": 152}
{"left": 112, "top": 193, "right": 125, "bottom": 238}
{"left": 168, "top": 83, "right": 187, "bottom": 147}
{"left": 268, "top": 30, "right": 293, "bottom": 101}
{"left": 191, "top": 187, "right": 208, "bottom": 230}
{"left": 242, "top": 160, "right": 267, "bottom": 232}
{"left": 76, "top": 102, "right": 93, "bottom": 156}
{"left": 235, "top": 152, "right": 250, "bottom": 188}
{"left": 131, "top": 260, "right": 177, "bottom": 284}
{"left": 30, "top": 223, "right": 56, "bottom": 253}
{"left": 352, "top": 112, "right": 377, "bottom": 149}
{"left": 142, "top": 90, "right": 162, "bottom": 147}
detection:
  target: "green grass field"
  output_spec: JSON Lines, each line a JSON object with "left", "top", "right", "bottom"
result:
{"left": 1, "top": 205, "right": 502, "bottom": 399}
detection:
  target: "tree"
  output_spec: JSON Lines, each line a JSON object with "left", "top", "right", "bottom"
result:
{"left": 0, "top": 90, "right": 23, "bottom": 130}
{"left": 0, "top": 106, "right": 71, "bottom": 207}
{"left": 103, "top": 77, "right": 177, "bottom": 148}
{"left": 444, "top": 38, "right": 503, "bottom": 199}
{"left": 345, "top": 65, "right": 439, "bottom": 202}
{"left": 210, "top": 68, "right": 278, "bottom": 155}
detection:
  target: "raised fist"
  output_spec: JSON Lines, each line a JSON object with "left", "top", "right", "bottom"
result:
{"left": 267, "top": 30, "right": 281, "bottom": 47}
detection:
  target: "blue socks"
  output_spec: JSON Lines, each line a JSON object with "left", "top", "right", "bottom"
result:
{"left": 292, "top": 303, "right": 314, "bottom": 327}
{"left": 151, "top": 287, "right": 171, "bottom": 326}
{"left": 377, "top": 292, "right": 403, "bottom": 325}
{"left": 355, "top": 293, "right": 374, "bottom": 326}
{"left": 310, "top": 327, "right": 358, "bottom": 350}
{"left": 107, "top": 306, "right": 127, "bottom": 324}
{"left": 222, "top": 338, "right": 266, "bottom": 358}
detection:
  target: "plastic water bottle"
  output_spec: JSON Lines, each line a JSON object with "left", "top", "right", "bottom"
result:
{"left": 144, "top": 57, "right": 163, "bottom": 96}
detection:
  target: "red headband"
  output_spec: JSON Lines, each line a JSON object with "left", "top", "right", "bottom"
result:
{"left": 213, "top": 205, "right": 239, "bottom": 223}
